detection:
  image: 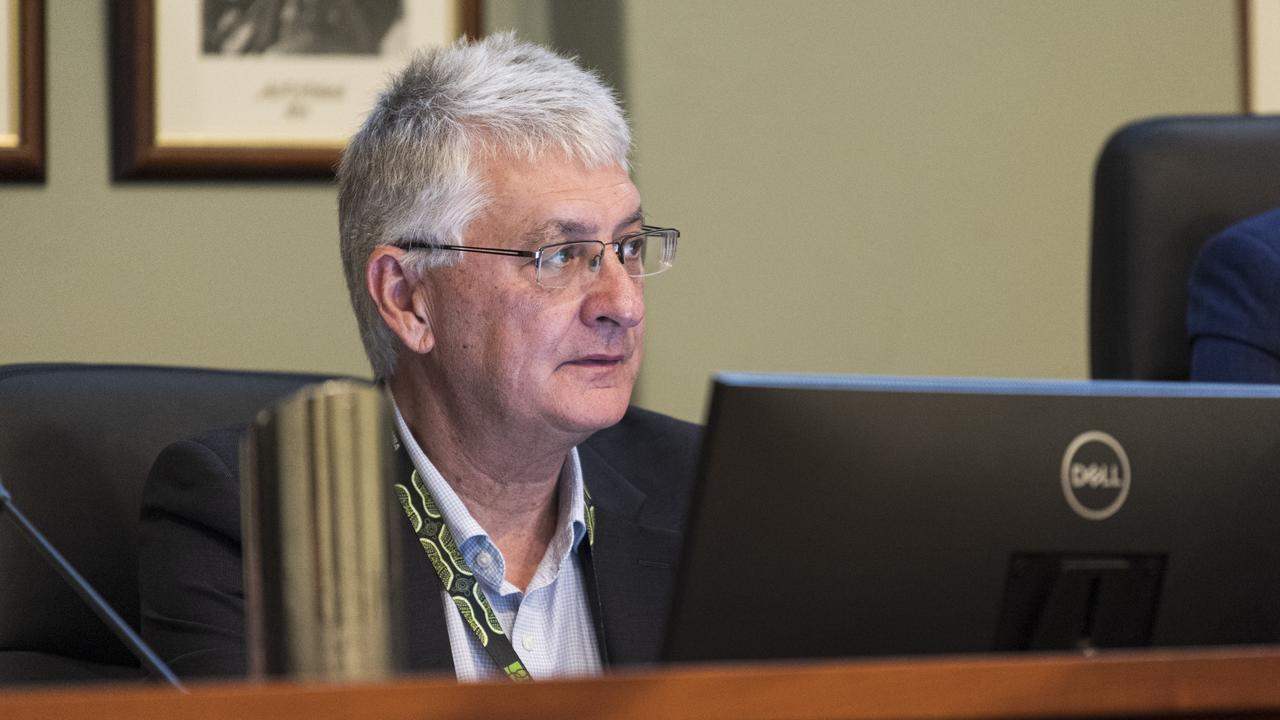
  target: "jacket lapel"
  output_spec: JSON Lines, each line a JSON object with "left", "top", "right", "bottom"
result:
{"left": 395, "top": 498, "right": 456, "bottom": 674}
{"left": 578, "top": 443, "right": 684, "bottom": 665}
{"left": 388, "top": 440, "right": 456, "bottom": 676}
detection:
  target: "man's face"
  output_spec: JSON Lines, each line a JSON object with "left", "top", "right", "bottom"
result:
{"left": 415, "top": 153, "right": 645, "bottom": 441}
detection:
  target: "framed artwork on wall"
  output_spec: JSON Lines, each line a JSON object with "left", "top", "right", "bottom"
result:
{"left": 112, "top": 0, "right": 481, "bottom": 180}
{"left": 1244, "top": 0, "right": 1280, "bottom": 112}
{"left": 0, "top": 0, "right": 44, "bottom": 181}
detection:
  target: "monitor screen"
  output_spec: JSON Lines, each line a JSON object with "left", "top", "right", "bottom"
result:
{"left": 663, "top": 374, "right": 1280, "bottom": 663}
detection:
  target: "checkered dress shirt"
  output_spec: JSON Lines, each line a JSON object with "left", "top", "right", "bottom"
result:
{"left": 393, "top": 405, "right": 603, "bottom": 682}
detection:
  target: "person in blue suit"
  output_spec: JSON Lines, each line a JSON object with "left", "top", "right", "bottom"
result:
{"left": 1187, "top": 207, "right": 1280, "bottom": 383}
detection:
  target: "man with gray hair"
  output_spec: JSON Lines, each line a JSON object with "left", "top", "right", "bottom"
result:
{"left": 139, "top": 33, "right": 698, "bottom": 682}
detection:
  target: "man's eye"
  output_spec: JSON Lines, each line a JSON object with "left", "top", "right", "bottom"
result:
{"left": 621, "top": 237, "right": 646, "bottom": 259}
{"left": 544, "top": 245, "right": 580, "bottom": 268}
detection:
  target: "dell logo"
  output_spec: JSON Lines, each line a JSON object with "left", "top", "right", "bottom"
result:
{"left": 1069, "top": 462, "right": 1123, "bottom": 489}
{"left": 1060, "top": 431, "right": 1130, "bottom": 520}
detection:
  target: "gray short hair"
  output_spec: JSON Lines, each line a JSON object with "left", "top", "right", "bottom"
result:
{"left": 336, "top": 32, "right": 632, "bottom": 379}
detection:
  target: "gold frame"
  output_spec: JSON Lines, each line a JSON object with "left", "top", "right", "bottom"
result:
{"left": 0, "top": 0, "right": 43, "bottom": 181}
{"left": 1243, "top": 0, "right": 1280, "bottom": 112}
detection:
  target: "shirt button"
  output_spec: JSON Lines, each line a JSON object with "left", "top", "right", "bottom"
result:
{"left": 475, "top": 551, "right": 492, "bottom": 569}
{"left": 521, "top": 635, "right": 536, "bottom": 651}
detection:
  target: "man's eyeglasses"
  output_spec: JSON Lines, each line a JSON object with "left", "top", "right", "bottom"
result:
{"left": 399, "top": 225, "right": 680, "bottom": 290}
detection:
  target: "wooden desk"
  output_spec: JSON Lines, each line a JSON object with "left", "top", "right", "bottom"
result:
{"left": 4, "top": 647, "right": 1280, "bottom": 719}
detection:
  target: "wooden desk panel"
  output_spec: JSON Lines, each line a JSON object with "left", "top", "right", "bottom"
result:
{"left": 4, "top": 647, "right": 1280, "bottom": 719}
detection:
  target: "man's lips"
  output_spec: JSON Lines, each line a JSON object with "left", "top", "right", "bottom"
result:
{"left": 565, "top": 354, "right": 627, "bottom": 367}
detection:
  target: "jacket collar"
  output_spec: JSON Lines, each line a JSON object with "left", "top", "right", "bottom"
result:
{"left": 577, "top": 441, "right": 684, "bottom": 665}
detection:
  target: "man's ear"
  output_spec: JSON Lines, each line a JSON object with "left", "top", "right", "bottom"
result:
{"left": 366, "top": 246, "right": 435, "bottom": 356}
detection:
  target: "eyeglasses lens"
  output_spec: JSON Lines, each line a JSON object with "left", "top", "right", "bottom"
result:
{"left": 536, "top": 230, "right": 675, "bottom": 289}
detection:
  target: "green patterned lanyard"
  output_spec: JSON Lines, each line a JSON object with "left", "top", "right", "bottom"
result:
{"left": 392, "top": 454, "right": 599, "bottom": 682}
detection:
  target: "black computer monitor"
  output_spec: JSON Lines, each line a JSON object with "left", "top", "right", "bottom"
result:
{"left": 663, "top": 374, "right": 1280, "bottom": 663}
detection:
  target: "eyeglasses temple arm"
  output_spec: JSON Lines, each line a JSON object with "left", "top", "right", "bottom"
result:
{"left": 399, "top": 242, "right": 536, "bottom": 259}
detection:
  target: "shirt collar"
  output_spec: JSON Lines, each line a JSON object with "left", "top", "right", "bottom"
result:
{"left": 391, "top": 400, "right": 587, "bottom": 589}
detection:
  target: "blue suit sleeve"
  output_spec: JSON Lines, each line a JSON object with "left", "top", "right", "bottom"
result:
{"left": 1187, "top": 209, "right": 1280, "bottom": 383}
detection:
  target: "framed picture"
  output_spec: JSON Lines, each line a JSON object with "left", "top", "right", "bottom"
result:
{"left": 112, "top": 0, "right": 481, "bottom": 179}
{"left": 1244, "top": 0, "right": 1280, "bottom": 112}
{"left": 0, "top": 0, "right": 44, "bottom": 181}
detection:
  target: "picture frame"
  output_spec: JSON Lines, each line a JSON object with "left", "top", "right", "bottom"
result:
{"left": 112, "top": 0, "right": 481, "bottom": 180}
{"left": 1243, "top": 0, "right": 1280, "bottom": 113}
{"left": 0, "top": 0, "right": 45, "bottom": 181}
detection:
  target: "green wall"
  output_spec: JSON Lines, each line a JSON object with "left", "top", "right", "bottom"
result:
{"left": 0, "top": 3, "right": 367, "bottom": 378}
{"left": 0, "top": 2, "right": 1241, "bottom": 423}
{"left": 624, "top": 0, "right": 1240, "bottom": 420}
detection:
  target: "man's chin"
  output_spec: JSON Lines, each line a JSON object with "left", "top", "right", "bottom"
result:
{"left": 550, "top": 391, "right": 632, "bottom": 438}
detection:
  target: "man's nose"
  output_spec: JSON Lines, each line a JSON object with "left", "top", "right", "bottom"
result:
{"left": 581, "top": 247, "right": 644, "bottom": 328}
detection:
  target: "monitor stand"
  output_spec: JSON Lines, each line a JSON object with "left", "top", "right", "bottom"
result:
{"left": 995, "top": 554, "right": 1166, "bottom": 652}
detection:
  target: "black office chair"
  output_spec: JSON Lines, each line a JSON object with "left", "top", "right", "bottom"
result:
{"left": 0, "top": 363, "right": 338, "bottom": 685}
{"left": 1089, "top": 115, "right": 1280, "bottom": 380}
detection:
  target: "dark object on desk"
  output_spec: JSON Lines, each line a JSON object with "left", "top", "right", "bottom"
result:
{"left": 665, "top": 373, "right": 1280, "bottom": 663}
{"left": 0, "top": 363, "right": 337, "bottom": 685}
{"left": 242, "top": 381, "right": 406, "bottom": 681}
{"left": 1187, "top": 208, "right": 1280, "bottom": 383}
{"left": 1090, "top": 115, "right": 1280, "bottom": 380}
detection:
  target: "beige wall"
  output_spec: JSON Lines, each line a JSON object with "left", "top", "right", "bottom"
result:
{"left": 0, "top": 3, "right": 369, "bottom": 378}
{"left": 625, "top": 0, "right": 1241, "bottom": 421}
{"left": 0, "top": 2, "right": 1241, "bottom": 423}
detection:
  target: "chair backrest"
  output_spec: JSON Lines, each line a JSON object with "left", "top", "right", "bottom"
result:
{"left": 1089, "top": 115, "right": 1280, "bottom": 380}
{"left": 0, "top": 363, "right": 340, "bottom": 684}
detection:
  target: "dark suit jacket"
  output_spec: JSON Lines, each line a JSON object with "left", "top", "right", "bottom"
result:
{"left": 1187, "top": 208, "right": 1280, "bottom": 383}
{"left": 138, "top": 406, "right": 700, "bottom": 679}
